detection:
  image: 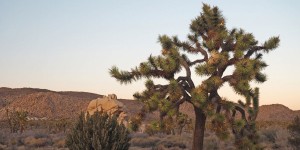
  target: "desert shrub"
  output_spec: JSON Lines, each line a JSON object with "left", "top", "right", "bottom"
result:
{"left": 261, "top": 129, "right": 277, "bottom": 143}
{"left": 204, "top": 137, "right": 219, "bottom": 150}
{"left": 130, "top": 134, "right": 188, "bottom": 149}
{"left": 53, "top": 138, "right": 66, "bottom": 148}
{"left": 0, "top": 132, "right": 5, "bottom": 145}
{"left": 288, "top": 116, "right": 300, "bottom": 149}
{"left": 130, "top": 136, "right": 160, "bottom": 148}
{"left": 129, "top": 132, "right": 149, "bottom": 139}
{"left": 66, "top": 111, "right": 130, "bottom": 150}
{"left": 23, "top": 136, "right": 49, "bottom": 147}
{"left": 128, "top": 117, "right": 141, "bottom": 132}
{"left": 156, "top": 139, "right": 186, "bottom": 149}
{"left": 33, "top": 132, "right": 48, "bottom": 139}
{"left": 145, "top": 121, "right": 161, "bottom": 135}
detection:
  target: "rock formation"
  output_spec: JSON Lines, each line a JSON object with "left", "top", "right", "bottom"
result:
{"left": 86, "top": 94, "right": 128, "bottom": 124}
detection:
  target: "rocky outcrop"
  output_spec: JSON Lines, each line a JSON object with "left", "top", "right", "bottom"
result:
{"left": 86, "top": 94, "right": 128, "bottom": 124}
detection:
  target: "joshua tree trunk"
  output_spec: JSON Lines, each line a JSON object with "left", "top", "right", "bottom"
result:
{"left": 192, "top": 106, "right": 206, "bottom": 150}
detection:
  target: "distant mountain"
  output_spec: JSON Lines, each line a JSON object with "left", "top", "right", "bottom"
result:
{"left": 0, "top": 87, "right": 102, "bottom": 120}
{"left": 0, "top": 87, "right": 299, "bottom": 123}
{"left": 257, "top": 104, "right": 300, "bottom": 122}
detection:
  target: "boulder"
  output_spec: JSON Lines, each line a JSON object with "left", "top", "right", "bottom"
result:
{"left": 86, "top": 94, "right": 128, "bottom": 124}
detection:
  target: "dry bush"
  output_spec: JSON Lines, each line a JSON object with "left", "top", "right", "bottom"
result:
{"left": 0, "top": 132, "right": 6, "bottom": 145}
{"left": 130, "top": 136, "right": 160, "bottom": 148}
{"left": 259, "top": 127, "right": 293, "bottom": 150}
{"left": 257, "top": 121, "right": 290, "bottom": 129}
{"left": 156, "top": 139, "right": 186, "bottom": 149}
{"left": 129, "top": 147, "right": 152, "bottom": 150}
{"left": 130, "top": 132, "right": 149, "bottom": 139}
{"left": 261, "top": 129, "right": 277, "bottom": 143}
{"left": 130, "top": 132, "right": 191, "bottom": 149}
{"left": 204, "top": 137, "right": 219, "bottom": 150}
{"left": 23, "top": 136, "right": 50, "bottom": 147}
{"left": 53, "top": 138, "right": 66, "bottom": 148}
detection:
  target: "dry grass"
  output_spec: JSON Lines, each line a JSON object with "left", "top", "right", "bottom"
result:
{"left": 0, "top": 128, "right": 67, "bottom": 149}
{"left": 130, "top": 133, "right": 191, "bottom": 149}
{"left": 259, "top": 127, "right": 293, "bottom": 150}
{"left": 23, "top": 136, "right": 49, "bottom": 147}
{"left": 0, "top": 119, "right": 295, "bottom": 150}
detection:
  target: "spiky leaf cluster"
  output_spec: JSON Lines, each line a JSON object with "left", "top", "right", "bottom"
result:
{"left": 110, "top": 3, "right": 279, "bottom": 106}
{"left": 66, "top": 111, "right": 130, "bottom": 150}
{"left": 221, "top": 88, "right": 261, "bottom": 149}
{"left": 6, "top": 109, "right": 28, "bottom": 133}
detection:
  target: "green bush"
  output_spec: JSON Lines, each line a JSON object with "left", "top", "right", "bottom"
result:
{"left": 66, "top": 111, "right": 130, "bottom": 150}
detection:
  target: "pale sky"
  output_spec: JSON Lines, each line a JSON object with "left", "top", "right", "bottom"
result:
{"left": 0, "top": 1, "right": 299, "bottom": 110}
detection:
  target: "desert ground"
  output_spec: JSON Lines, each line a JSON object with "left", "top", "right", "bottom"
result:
{"left": 0, "top": 88, "right": 298, "bottom": 150}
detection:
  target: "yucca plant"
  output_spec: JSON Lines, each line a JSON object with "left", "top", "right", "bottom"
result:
{"left": 66, "top": 111, "right": 130, "bottom": 150}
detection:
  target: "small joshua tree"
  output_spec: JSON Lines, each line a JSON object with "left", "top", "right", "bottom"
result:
{"left": 288, "top": 116, "right": 300, "bottom": 149}
{"left": 6, "top": 108, "right": 28, "bottom": 133}
{"left": 222, "top": 88, "right": 261, "bottom": 149}
{"left": 66, "top": 111, "right": 130, "bottom": 150}
{"left": 16, "top": 110, "right": 28, "bottom": 133}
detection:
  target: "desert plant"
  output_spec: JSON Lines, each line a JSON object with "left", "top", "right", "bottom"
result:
{"left": 110, "top": 3, "right": 279, "bottom": 150}
{"left": 176, "top": 113, "right": 192, "bottom": 135}
{"left": 16, "top": 110, "right": 28, "bottom": 133}
{"left": 288, "top": 116, "right": 300, "bottom": 149}
{"left": 222, "top": 88, "right": 262, "bottom": 149}
{"left": 6, "top": 108, "right": 28, "bottom": 133}
{"left": 261, "top": 129, "right": 277, "bottom": 144}
{"left": 128, "top": 117, "right": 140, "bottom": 132}
{"left": 147, "top": 121, "right": 162, "bottom": 135}
{"left": 66, "top": 111, "right": 130, "bottom": 150}
{"left": 128, "top": 111, "right": 145, "bottom": 132}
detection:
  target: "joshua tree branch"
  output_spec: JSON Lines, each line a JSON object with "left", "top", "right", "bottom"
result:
{"left": 244, "top": 46, "right": 264, "bottom": 58}
{"left": 195, "top": 42, "right": 208, "bottom": 61}
{"left": 188, "top": 59, "right": 206, "bottom": 66}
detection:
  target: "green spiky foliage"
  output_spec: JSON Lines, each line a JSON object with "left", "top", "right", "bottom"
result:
{"left": 128, "top": 106, "right": 147, "bottom": 132}
{"left": 222, "top": 88, "right": 262, "bottom": 149}
{"left": 16, "top": 110, "right": 28, "bottom": 133}
{"left": 110, "top": 4, "right": 279, "bottom": 150}
{"left": 288, "top": 116, "right": 300, "bottom": 149}
{"left": 176, "top": 112, "right": 192, "bottom": 135}
{"left": 66, "top": 111, "right": 130, "bottom": 150}
{"left": 6, "top": 108, "right": 28, "bottom": 133}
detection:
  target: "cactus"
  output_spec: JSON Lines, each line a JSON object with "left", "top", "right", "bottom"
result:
{"left": 66, "top": 111, "right": 130, "bottom": 150}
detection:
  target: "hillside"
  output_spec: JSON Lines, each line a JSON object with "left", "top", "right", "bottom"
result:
{"left": 0, "top": 87, "right": 102, "bottom": 120}
{"left": 257, "top": 104, "right": 300, "bottom": 122}
{"left": 0, "top": 87, "right": 299, "bottom": 123}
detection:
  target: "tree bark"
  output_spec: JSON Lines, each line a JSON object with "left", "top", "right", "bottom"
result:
{"left": 192, "top": 106, "right": 207, "bottom": 150}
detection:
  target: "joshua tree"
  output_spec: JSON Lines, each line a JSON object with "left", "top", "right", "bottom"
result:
{"left": 6, "top": 108, "right": 28, "bottom": 133}
{"left": 110, "top": 4, "right": 279, "bottom": 150}
{"left": 222, "top": 88, "right": 261, "bottom": 149}
{"left": 16, "top": 110, "right": 28, "bottom": 133}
